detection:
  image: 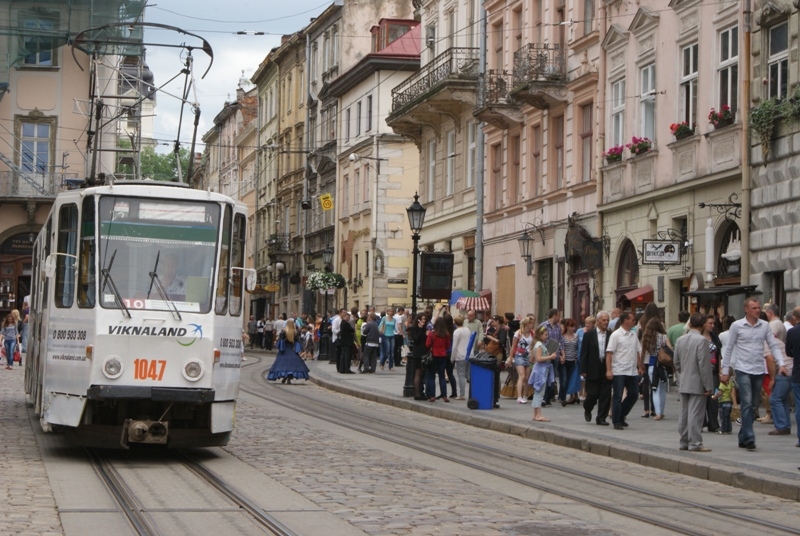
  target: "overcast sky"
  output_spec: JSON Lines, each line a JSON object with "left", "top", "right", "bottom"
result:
{"left": 142, "top": 1, "right": 332, "bottom": 154}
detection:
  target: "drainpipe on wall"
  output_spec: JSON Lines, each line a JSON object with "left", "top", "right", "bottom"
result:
{"left": 741, "top": 0, "right": 752, "bottom": 286}
{"left": 475, "top": 5, "right": 486, "bottom": 294}
{"left": 595, "top": 2, "right": 608, "bottom": 313}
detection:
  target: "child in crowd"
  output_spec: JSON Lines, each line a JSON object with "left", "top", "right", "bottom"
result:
{"left": 713, "top": 380, "right": 733, "bottom": 434}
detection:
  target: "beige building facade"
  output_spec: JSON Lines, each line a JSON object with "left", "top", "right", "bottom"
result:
{"left": 598, "top": 0, "right": 745, "bottom": 321}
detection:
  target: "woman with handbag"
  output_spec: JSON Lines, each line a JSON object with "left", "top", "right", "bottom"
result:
{"left": 425, "top": 316, "right": 452, "bottom": 402}
{"left": 507, "top": 316, "right": 536, "bottom": 404}
{"left": 2, "top": 313, "right": 20, "bottom": 370}
{"left": 640, "top": 317, "right": 672, "bottom": 420}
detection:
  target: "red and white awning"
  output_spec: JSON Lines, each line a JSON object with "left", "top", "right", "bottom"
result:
{"left": 455, "top": 296, "right": 490, "bottom": 311}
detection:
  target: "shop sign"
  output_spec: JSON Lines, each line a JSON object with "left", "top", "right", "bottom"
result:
{"left": 642, "top": 240, "right": 681, "bottom": 265}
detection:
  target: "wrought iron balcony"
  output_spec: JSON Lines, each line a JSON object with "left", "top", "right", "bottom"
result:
{"left": 511, "top": 44, "right": 568, "bottom": 109}
{"left": 266, "top": 233, "right": 292, "bottom": 255}
{"left": 475, "top": 70, "right": 523, "bottom": 129}
{"left": 390, "top": 47, "right": 479, "bottom": 114}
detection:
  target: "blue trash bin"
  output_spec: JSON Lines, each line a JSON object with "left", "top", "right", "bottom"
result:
{"left": 468, "top": 352, "right": 497, "bottom": 410}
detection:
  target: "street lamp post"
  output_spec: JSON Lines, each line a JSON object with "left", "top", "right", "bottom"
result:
{"left": 403, "top": 192, "right": 427, "bottom": 397}
{"left": 318, "top": 245, "right": 334, "bottom": 362}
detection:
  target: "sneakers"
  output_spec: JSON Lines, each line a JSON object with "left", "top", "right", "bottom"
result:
{"left": 758, "top": 416, "right": 774, "bottom": 424}
{"left": 689, "top": 446, "right": 712, "bottom": 452}
{"left": 517, "top": 397, "right": 528, "bottom": 404}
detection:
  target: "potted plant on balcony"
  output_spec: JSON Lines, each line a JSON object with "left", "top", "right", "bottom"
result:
{"left": 626, "top": 136, "right": 653, "bottom": 156}
{"left": 603, "top": 145, "right": 624, "bottom": 164}
{"left": 708, "top": 105, "right": 735, "bottom": 129}
{"left": 669, "top": 121, "right": 695, "bottom": 140}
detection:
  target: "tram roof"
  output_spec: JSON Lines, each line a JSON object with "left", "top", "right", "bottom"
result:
{"left": 59, "top": 180, "right": 243, "bottom": 207}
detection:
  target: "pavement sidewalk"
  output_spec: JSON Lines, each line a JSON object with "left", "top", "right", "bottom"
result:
{"left": 296, "top": 356, "right": 800, "bottom": 501}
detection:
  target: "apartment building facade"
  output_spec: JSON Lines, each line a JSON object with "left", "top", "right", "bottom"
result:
{"left": 598, "top": 0, "right": 745, "bottom": 321}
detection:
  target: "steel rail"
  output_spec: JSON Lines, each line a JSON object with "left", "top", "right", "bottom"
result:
{"left": 238, "top": 367, "right": 799, "bottom": 536}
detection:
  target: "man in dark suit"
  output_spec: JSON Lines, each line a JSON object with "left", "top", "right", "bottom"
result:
{"left": 580, "top": 311, "right": 612, "bottom": 425}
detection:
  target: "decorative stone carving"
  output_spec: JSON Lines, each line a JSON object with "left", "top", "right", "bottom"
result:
{"left": 635, "top": 158, "right": 653, "bottom": 188}
{"left": 756, "top": 0, "right": 789, "bottom": 26}
{"left": 611, "top": 51, "right": 624, "bottom": 70}
{"left": 680, "top": 11, "right": 699, "bottom": 33}
{"left": 640, "top": 36, "right": 654, "bottom": 52}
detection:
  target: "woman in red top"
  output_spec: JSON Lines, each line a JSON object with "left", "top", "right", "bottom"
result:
{"left": 426, "top": 316, "right": 451, "bottom": 402}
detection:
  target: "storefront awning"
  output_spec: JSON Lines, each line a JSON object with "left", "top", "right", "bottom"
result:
{"left": 684, "top": 285, "right": 758, "bottom": 298}
{"left": 623, "top": 284, "right": 654, "bottom": 304}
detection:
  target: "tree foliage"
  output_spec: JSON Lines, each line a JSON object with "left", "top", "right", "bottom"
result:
{"left": 139, "top": 146, "right": 191, "bottom": 182}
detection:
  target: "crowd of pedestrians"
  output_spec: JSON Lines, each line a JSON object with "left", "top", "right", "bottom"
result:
{"left": 252, "top": 295, "right": 799, "bottom": 455}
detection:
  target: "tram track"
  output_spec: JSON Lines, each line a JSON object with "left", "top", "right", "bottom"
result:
{"left": 86, "top": 446, "right": 299, "bottom": 536}
{"left": 239, "top": 360, "right": 800, "bottom": 536}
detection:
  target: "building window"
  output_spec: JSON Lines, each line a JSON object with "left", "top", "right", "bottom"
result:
{"left": 512, "top": 6, "right": 523, "bottom": 52}
{"left": 553, "top": 115, "right": 564, "bottom": 190}
{"left": 344, "top": 108, "right": 350, "bottom": 143}
{"left": 680, "top": 43, "right": 698, "bottom": 127}
{"left": 356, "top": 101, "right": 362, "bottom": 136}
{"left": 366, "top": 95, "right": 373, "bottom": 132}
{"left": 21, "top": 11, "right": 57, "bottom": 66}
{"left": 611, "top": 79, "right": 625, "bottom": 147}
{"left": 343, "top": 174, "right": 349, "bottom": 217}
{"left": 467, "top": 0, "right": 476, "bottom": 48}
{"left": 583, "top": 0, "right": 595, "bottom": 37}
{"left": 510, "top": 134, "right": 520, "bottom": 204}
{"left": 353, "top": 169, "right": 360, "bottom": 206}
{"left": 446, "top": 10, "right": 456, "bottom": 49}
{"left": 580, "top": 103, "right": 593, "bottom": 183}
{"left": 446, "top": 130, "right": 455, "bottom": 196}
{"left": 531, "top": 124, "right": 542, "bottom": 196}
{"left": 286, "top": 73, "right": 292, "bottom": 112}
{"left": 19, "top": 120, "right": 52, "bottom": 173}
{"left": 466, "top": 121, "right": 477, "bottom": 188}
{"left": 427, "top": 139, "right": 436, "bottom": 203}
{"left": 322, "top": 33, "right": 329, "bottom": 72}
{"left": 640, "top": 64, "right": 655, "bottom": 141}
{"left": 533, "top": 0, "right": 542, "bottom": 43}
{"left": 617, "top": 239, "right": 639, "bottom": 289}
{"left": 308, "top": 115, "right": 317, "bottom": 151}
{"left": 310, "top": 44, "right": 317, "bottom": 82}
{"left": 493, "top": 20, "right": 503, "bottom": 69}
{"left": 330, "top": 103, "right": 337, "bottom": 141}
{"left": 492, "top": 143, "right": 502, "bottom": 210}
{"left": 718, "top": 25, "right": 738, "bottom": 112}
{"left": 769, "top": 22, "right": 788, "bottom": 99}
{"left": 331, "top": 26, "right": 339, "bottom": 68}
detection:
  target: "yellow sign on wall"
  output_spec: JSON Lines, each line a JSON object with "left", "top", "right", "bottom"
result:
{"left": 319, "top": 193, "right": 334, "bottom": 211}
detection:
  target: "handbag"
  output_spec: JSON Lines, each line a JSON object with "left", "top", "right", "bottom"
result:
{"left": 420, "top": 351, "right": 433, "bottom": 370}
{"left": 485, "top": 340, "right": 500, "bottom": 355}
{"left": 13, "top": 349, "right": 21, "bottom": 362}
{"left": 657, "top": 345, "right": 674, "bottom": 369}
{"left": 500, "top": 371, "right": 517, "bottom": 398}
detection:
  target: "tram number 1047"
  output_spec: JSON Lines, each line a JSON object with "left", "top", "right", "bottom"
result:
{"left": 133, "top": 359, "right": 167, "bottom": 381}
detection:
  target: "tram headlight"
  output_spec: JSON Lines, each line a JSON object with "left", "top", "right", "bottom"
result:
{"left": 102, "top": 356, "right": 124, "bottom": 379}
{"left": 183, "top": 359, "right": 205, "bottom": 382}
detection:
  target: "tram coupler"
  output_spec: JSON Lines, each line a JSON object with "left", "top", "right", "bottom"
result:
{"left": 123, "top": 419, "right": 169, "bottom": 445}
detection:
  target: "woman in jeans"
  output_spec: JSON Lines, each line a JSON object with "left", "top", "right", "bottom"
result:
{"left": 425, "top": 316, "right": 451, "bottom": 402}
{"left": 507, "top": 316, "right": 536, "bottom": 403}
{"left": 2, "top": 313, "right": 20, "bottom": 370}
{"left": 560, "top": 318, "right": 579, "bottom": 406}
{"left": 640, "top": 317, "right": 672, "bottom": 420}
{"left": 378, "top": 308, "right": 397, "bottom": 370}
{"left": 407, "top": 313, "right": 429, "bottom": 400}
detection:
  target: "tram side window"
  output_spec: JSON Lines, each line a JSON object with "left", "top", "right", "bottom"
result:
{"left": 55, "top": 204, "right": 78, "bottom": 308}
{"left": 215, "top": 205, "right": 232, "bottom": 315}
{"left": 229, "top": 213, "right": 245, "bottom": 316}
{"left": 78, "top": 196, "right": 96, "bottom": 308}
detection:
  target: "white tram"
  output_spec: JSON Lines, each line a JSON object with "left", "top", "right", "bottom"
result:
{"left": 25, "top": 181, "right": 253, "bottom": 448}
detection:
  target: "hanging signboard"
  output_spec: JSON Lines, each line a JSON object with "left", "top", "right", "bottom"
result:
{"left": 642, "top": 240, "right": 681, "bottom": 265}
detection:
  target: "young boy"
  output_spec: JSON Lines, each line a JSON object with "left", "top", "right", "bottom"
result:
{"left": 714, "top": 379, "right": 733, "bottom": 434}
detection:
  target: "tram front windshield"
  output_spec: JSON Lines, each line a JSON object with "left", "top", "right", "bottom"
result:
{"left": 97, "top": 196, "right": 221, "bottom": 314}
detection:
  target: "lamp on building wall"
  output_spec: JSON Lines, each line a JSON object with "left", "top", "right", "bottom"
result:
{"left": 518, "top": 221, "right": 545, "bottom": 276}
{"left": 265, "top": 261, "right": 285, "bottom": 282}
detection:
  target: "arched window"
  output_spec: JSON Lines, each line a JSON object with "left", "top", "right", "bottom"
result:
{"left": 717, "top": 222, "right": 741, "bottom": 277}
{"left": 617, "top": 239, "right": 639, "bottom": 290}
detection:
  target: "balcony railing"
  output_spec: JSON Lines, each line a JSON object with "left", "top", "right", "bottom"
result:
{"left": 0, "top": 171, "right": 78, "bottom": 198}
{"left": 391, "top": 47, "right": 479, "bottom": 113}
{"left": 476, "top": 70, "right": 521, "bottom": 108}
{"left": 267, "top": 233, "right": 292, "bottom": 254}
{"left": 513, "top": 43, "right": 567, "bottom": 86}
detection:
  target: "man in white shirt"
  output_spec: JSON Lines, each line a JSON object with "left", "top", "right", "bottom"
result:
{"left": 394, "top": 307, "right": 407, "bottom": 366}
{"left": 720, "top": 297, "right": 787, "bottom": 450}
{"left": 273, "top": 314, "right": 286, "bottom": 340}
{"left": 331, "top": 309, "right": 345, "bottom": 364}
{"left": 606, "top": 311, "right": 643, "bottom": 430}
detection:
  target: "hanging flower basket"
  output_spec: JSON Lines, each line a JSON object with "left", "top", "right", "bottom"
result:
{"left": 306, "top": 271, "right": 338, "bottom": 291}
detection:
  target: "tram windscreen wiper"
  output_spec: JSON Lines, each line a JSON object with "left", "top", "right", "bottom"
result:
{"left": 100, "top": 249, "right": 131, "bottom": 318}
{"left": 147, "top": 250, "right": 182, "bottom": 321}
